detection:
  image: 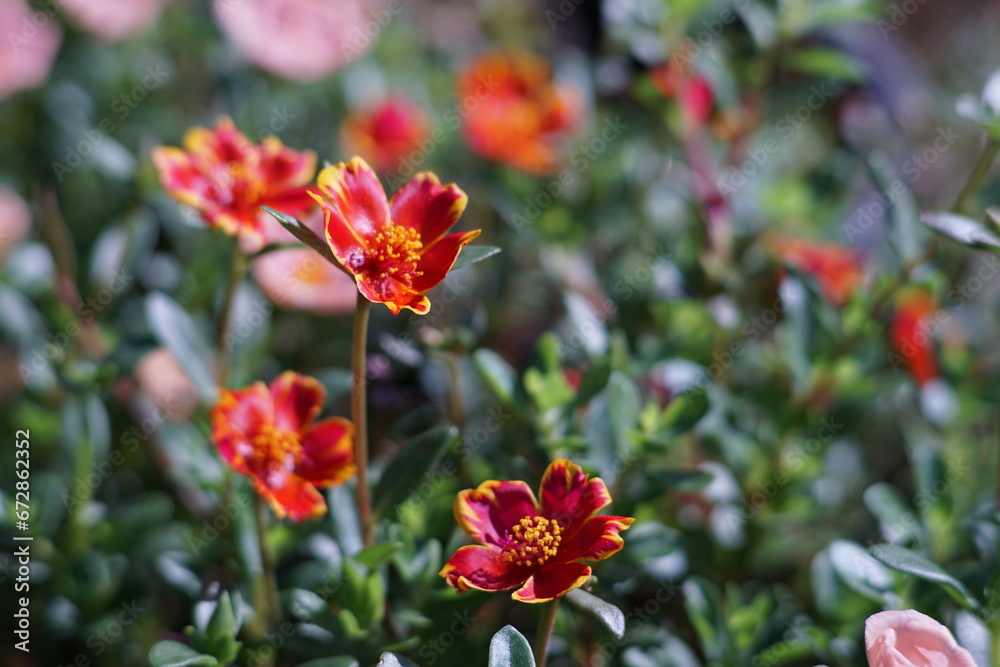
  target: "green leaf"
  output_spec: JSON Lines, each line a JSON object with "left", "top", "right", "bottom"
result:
{"left": 148, "top": 641, "right": 218, "bottom": 667}
{"left": 682, "top": 577, "right": 729, "bottom": 662}
{"left": 377, "top": 653, "right": 419, "bottom": 667}
{"left": 870, "top": 544, "right": 981, "bottom": 610}
{"left": 784, "top": 47, "right": 866, "bottom": 83}
{"left": 297, "top": 658, "right": 361, "bottom": 667}
{"left": 863, "top": 482, "right": 924, "bottom": 546}
{"left": 828, "top": 540, "right": 892, "bottom": 603}
{"left": 201, "top": 591, "right": 241, "bottom": 663}
{"left": 473, "top": 349, "right": 520, "bottom": 407}
{"left": 373, "top": 425, "right": 458, "bottom": 520}
{"left": 866, "top": 151, "right": 924, "bottom": 263}
{"left": 565, "top": 588, "right": 626, "bottom": 639}
{"left": 261, "top": 206, "right": 344, "bottom": 270}
{"left": 452, "top": 245, "right": 501, "bottom": 271}
{"left": 922, "top": 211, "right": 1000, "bottom": 250}
{"left": 646, "top": 469, "right": 713, "bottom": 491}
{"left": 488, "top": 625, "right": 536, "bottom": 667}
{"left": 145, "top": 292, "right": 218, "bottom": 403}
{"left": 660, "top": 391, "right": 709, "bottom": 435}
{"left": 354, "top": 542, "right": 404, "bottom": 569}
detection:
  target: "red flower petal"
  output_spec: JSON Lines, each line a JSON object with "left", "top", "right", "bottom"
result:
{"left": 210, "top": 383, "right": 274, "bottom": 472}
{"left": 353, "top": 274, "right": 430, "bottom": 316}
{"left": 512, "top": 562, "right": 591, "bottom": 603}
{"left": 297, "top": 417, "right": 356, "bottom": 486}
{"left": 259, "top": 135, "right": 316, "bottom": 193}
{"left": 316, "top": 157, "right": 390, "bottom": 241}
{"left": 555, "top": 515, "right": 634, "bottom": 563}
{"left": 439, "top": 545, "right": 529, "bottom": 593}
{"left": 389, "top": 172, "right": 468, "bottom": 247}
{"left": 454, "top": 480, "right": 539, "bottom": 546}
{"left": 411, "top": 229, "right": 481, "bottom": 293}
{"left": 252, "top": 470, "right": 326, "bottom": 521}
{"left": 538, "top": 459, "right": 612, "bottom": 535}
{"left": 183, "top": 117, "right": 256, "bottom": 166}
{"left": 268, "top": 371, "right": 325, "bottom": 432}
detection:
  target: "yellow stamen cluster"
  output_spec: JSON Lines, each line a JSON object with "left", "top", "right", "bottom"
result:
{"left": 368, "top": 223, "right": 424, "bottom": 281}
{"left": 502, "top": 516, "right": 562, "bottom": 567}
{"left": 250, "top": 423, "right": 302, "bottom": 468}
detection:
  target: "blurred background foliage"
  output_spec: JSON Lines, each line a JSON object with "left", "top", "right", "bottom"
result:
{"left": 2, "top": 0, "right": 1000, "bottom": 665}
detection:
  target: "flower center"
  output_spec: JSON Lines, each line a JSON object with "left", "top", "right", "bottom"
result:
{"left": 498, "top": 516, "right": 563, "bottom": 567}
{"left": 249, "top": 423, "right": 302, "bottom": 470}
{"left": 357, "top": 222, "right": 424, "bottom": 282}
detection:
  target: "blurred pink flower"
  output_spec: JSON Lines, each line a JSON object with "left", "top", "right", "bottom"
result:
{"left": 0, "top": 185, "right": 31, "bottom": 262}
{"left": 134, "top": 348, "right": 199, "bottom": 420}
{"left": 865, "top": 610, "right": 976, "bottom": 667}
{"left": 0, "top": 0, "right": 61, "bottom": 101}
{"left": 61, "top": 0, "right": 169, "bottom": 43}
{"left": 213, "top": 0, "right": 376, "bottom": 82}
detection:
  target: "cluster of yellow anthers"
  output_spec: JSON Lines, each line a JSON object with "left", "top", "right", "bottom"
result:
{"left": 503, "top": 516, "right": 563, "bottom": 567}
{"left": 367, "top": 223, "right": 424, "bottom": 280}
{"left": 250, "top": 423, "right": 302, "bottom": 468}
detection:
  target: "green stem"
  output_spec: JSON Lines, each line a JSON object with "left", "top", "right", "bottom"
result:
{"left": 533, "top": 599, "right": 560, "bottom": 667}
{"left": 352, "top": 292, "right": 375, "bottom": 547}
{"left": 951, "top": 140, "right": 999, "bottom": 215}
{"left": 254, "top": 495, "right": 281, "bottom": 631}
{"left": 216, "top": 239, "right": 246, "bottom": 386}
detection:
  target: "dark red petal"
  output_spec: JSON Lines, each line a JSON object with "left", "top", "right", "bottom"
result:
{"left": 512, "top": 562, "right": 591, "bottom": 603}
{"left": 316, "top": 157, "right": 390, "bottom": 239}
{"left": 410, "top": 229, "right": 481, "bottom": 293}
{"left": 389, "top": 172, "right": 468, "bottom": 247}
{"left": 439, "top": 545, "right": 530, "bottom": 593}
{"left": 539, "top": 459, "right": 612, "bottom": 535}
{"left": 555, "top": 515, "right": 634, "bottom": 563}
{"left": 454, "top": 480, "right": 539, "bottom": 547}
{"left": 297, "top": 417, "right": 356, "bottom": 487}
{"left": 258, "top": 135, "right": 316, "bottom": 193}
{"left": 210, "top": 383, "right": 274, "bottom": 465}
{"left": 252, "top": 471, "right": 326, "bottom": 521}
{"left": 268, "top": 371, "right": 325, "bottom": 432}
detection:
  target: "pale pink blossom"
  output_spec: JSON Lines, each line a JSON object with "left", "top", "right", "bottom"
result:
{"left": 134, "top": 348, "right": 199, "bottom": 420}
{"left": 0, "top": 185, "right": 31, "bottom": 262}
{"left": 213, "top": 0, "right": 377, "bottom": 82}
{"left": 0, "top": 0, "right": 61, "bottom": 100}
{"left": 865, "top": 610, "right": 976, "bottom": 667}
{"left": 251, "top": 247, "right": 357, "bottom": 314}
{"left": 60, "top": 0, "right": 169, "bottom": 43}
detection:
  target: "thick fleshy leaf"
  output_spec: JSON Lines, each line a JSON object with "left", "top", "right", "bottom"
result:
{"left": 565, "top": 588, "right": 626, "bottom": 638}
{"left": 389, "top": 172, "right": 468, "bottom": 246}
{"left": 870, "top": 544, "right": 981, "bottom": 610}
{"left": 146, "top": 292, "right": 218, "bottom": 402}
{"left": 148, "top": 641, "right": 218, "bottom": 667}
{"left": 261, "top": 205, "right": 344, "bottom": 269}
{"left": 512, "top": 561, "right": 591, "bottom": 603}
{"left": 454, "top": 480, "right": 539, "bottom": 546}
{"left": 922, "top": 211, "right": 1000, "bottom": 250}
{"left": 488, "top": 626, "right": 536, "bottom": 667}
{"left": 439, "top": 545, "right": 528, "bottom": 593}
{"left": 373, "top": 425, "right": 458, "bottom": 520}
{"left": 451, "top": 244, "right": 502, "bottom": 272}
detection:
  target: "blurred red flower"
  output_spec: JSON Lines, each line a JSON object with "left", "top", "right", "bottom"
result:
{"left": 152, "top": 117, "right": 317, "bottom": 252}
{"left": 61, "top": 0, "right": 168, "bottom": 43}
{"left": 341, "top": 96, "right": 430, "bottom": 174}
{"left": 210, "top": 372, "right": 354, "bottom": 521}
{"left": 770, "top": 237, "right": 864, "bottom": 306}
{"left": 650, "top": 63, "right": 715, "bottom": 131}
{"left": 891, "top": 289, "right": 939, "bottom": 386}
{"left": 440, "top": 459, "right": 633, "bottom": 603}
{"left": 457, "top": 51, "right": 581, "bottom": 175}
{"left": 310, "top": 156, "right": 480, "bottom": 315}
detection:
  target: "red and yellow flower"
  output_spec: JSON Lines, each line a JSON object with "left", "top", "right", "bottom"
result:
{"left": 152, "top": 117, "right": 317, "bottom": 252}
{"left": 457, "top": 51, "right": 581, "bottom": 175}
{"left": 340, "top": 96, "right": 430, "bottom": 174}
{"left": 440, "top": 459, "right": 634, "bottom": 603}
{"left": 891, "top": 289, "right": 939, "bottom": 386}
{"left": 210, "top": 371, "right": 355, "bottom": 521}
{"left": 769, "top": 236, "right": 864, "bottom": 306}
{"left": 310, "top": 156, "right": 480, "bottom": 315}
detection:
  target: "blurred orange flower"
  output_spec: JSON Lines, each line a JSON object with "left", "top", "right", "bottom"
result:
{"left": 210, "top": 372, "right": 354, "bottom": 521}
{"left": 770, "top": 237, "right": 864, "bottom": 306}
{"left": 152, "top": 117, "right": 317, "bottom": 252}
{"left": 457, "top": 51, "right": 581, "bottom": 175}
{"left": 891, "top": 289, "right": 939, "bottom": 386}
{"left": 341, "top": 96, "right": 430, "bottom": 174}
{"left": 440, "top": 459, "right": 633, "bottom": 603}
{"left": 310, "top": 156, "right": 480, "bottom": 315}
